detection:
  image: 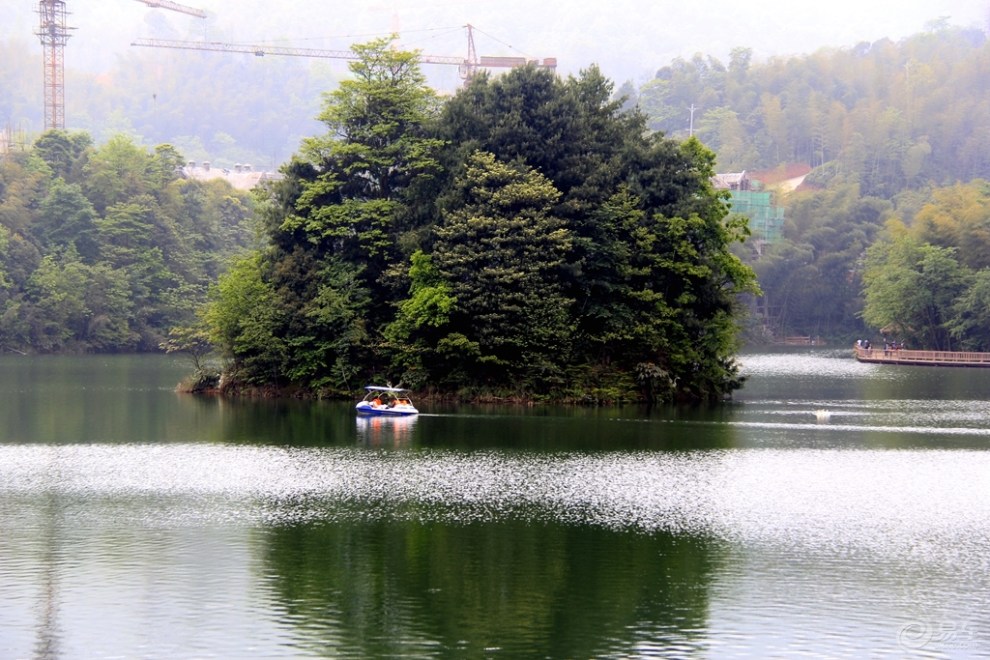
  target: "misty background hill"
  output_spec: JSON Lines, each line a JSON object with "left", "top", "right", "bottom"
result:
{"left": 3, "top": 1, "right": 988, "bottom": 169}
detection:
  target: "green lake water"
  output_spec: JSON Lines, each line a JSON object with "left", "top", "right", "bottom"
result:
{"left": 1, "top": 350, "right": 988, "bottom": 658}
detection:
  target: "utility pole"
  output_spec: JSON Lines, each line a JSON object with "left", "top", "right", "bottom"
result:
{"left": 688, "top": 103, "right": 697, "bottom": 137}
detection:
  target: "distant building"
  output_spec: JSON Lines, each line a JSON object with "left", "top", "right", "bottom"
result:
{"left": 180, "top": 161, "right": 283, "bottom": 191}
{"left": 711, "top": 171, "right": 751, "bottom": 191}
{"left": 712, "top": 171, "right": 785, "bottom": 248}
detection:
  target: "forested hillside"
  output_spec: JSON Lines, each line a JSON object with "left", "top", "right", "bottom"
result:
{"left": 8, "top": 22, "right": 990, "bottom": 373}
{"left": 861, "top": 181, "right": 990, "bottom": 352}
{"left": 638, "top": 24, "right": 990, "bottom": 196}
{"left": 631, "top": 24, "right": 990, "bottom": 344}
{"left": 6, "top": 23, "right": 988, "bottom": 193}
{"left": 0, "top": 132, "right": 257, "bottom": 353}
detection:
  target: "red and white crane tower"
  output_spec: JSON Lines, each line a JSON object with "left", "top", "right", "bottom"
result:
{"left": 35, "top": 0, "right": 207, "bottom": 131}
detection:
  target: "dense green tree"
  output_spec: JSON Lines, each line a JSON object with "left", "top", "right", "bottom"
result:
{"left": 288, "top": 256, "right": 372, "bottom": 389}
{"left": 82, "top": 262, "right": 139, "bottom": 351}
{"left": 37, "top": 179, "right": 100, "bottom": 261}
{"left": 207, "top": 37, "right": 443, "bottom": 390}
{"left": 0, "top": 155, "right": 48, "bottom": 240}
{"left": 383, "top": 250, "right": 455, "bottom": 387}
{"left": 285, "top": 35, "right": 443, "bottom": 284}
{"left": 32, "top": 130, "right": 92, "bottom": 182}
{"left": 21, "top": 251, "right": 90, "bottom": 352}
{"left": 82, "top": 135, "right": 154, "bottom": 214}
{"left": 862, "top": 227, "right": 968, "bottom": 350}
{"left": 204, "top": 251, "right": 286, "bottom": 385}
{"left": 422, "top": 151, "right": 572, "bottom": 389}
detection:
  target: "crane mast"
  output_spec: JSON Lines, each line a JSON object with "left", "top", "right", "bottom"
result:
{"left": 35, "top": 0, "right": 206, "bottom": 131}
{"left": 36, "top": 0, "right": 72, "bottom": 130}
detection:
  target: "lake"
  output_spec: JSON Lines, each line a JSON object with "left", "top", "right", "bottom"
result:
{"left": 1, "top": 349, "right": 988, "bottom": 658}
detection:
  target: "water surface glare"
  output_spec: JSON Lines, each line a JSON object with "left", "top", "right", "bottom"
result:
{"left": 3, "top": 444, "right": 988, "bottom": 566}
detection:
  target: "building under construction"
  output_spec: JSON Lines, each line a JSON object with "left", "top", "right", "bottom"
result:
{"left": 712, "top": 171, "right": 785, "bottom": 248}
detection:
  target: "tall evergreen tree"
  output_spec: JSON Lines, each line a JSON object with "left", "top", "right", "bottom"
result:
{"left": 426, "top": 151, "right": 571, "bottom": 389}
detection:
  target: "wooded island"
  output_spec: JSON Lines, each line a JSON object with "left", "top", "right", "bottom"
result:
{"left": 193, "top": 39, "right": 759, "bottom": 404}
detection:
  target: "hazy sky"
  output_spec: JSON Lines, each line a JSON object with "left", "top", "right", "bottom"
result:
{"left": 6, "top": 0, "right": 989, "bottom": 85}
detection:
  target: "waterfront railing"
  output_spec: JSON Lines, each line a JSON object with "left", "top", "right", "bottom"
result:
{"left": 853, "top": 345, "right": 990, "bottom": 367}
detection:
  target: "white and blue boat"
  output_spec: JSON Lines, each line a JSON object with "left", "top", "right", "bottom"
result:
{"left": 355, "top": 386, "right": 419, "bottom": 416}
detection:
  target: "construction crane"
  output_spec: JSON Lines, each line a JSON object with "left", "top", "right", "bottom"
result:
{"left": 131, "top": 24, "right": 557, "bottom": 81}
{"left": 35, "top": 0, "right": 207, "bottom": 131}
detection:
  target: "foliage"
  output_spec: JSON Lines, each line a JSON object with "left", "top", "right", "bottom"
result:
{"left": 203, "top": 251, "right": 285, "bottom": 384}
{"left": 633, "top": 26, "right": 990, "bottom": 344}
{"left": 10, "top": 24, "right": 990, "bottom": 357}
{"left": 205, "top": 41, "right": 757, "bottom": 403}
{"left": 426, "top": 150, "right": 572, "bottom": 387}
{"left": 750, "top": 185, "right": 889, "bottom": 341}
{"left": 202, "top": 37, "right": 443, "bottom": 395}
{"left": 862, "top": 230, "right": 967, "bottom": 350}
{"left": 0, "top": 130, "right": 257, "bottom": 355}
{"left": 860, "top": 180, "right": 990, "bottom": 351}
{"left": 160, "top": 321, "right": 221, "bottom": 392}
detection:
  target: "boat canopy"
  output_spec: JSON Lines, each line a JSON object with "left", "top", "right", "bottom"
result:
{"left": 364, "top": 385, "right": 410, "bottom": 393}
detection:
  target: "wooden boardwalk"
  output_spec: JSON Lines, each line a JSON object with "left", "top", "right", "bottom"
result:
{"left": 853, "top": 345, "right": 990, "bottom": 367}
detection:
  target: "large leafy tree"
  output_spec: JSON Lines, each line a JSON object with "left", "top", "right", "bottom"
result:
{"left": 862, "top": 226, "right": 968, "bottom": 350}
{"left": 37, "top": 179, "right": 100, "bottom": 261}
{"left": 284, "top": 36, "right": 443, "bottom": 274}
{"left": 214, "top": 37, "right": 444, "bottom": 391}
{"left": 32, "top": 130, "right": 92, "bottom": 182}
{"left": 205, "top": 252, "right": 286, "bottom": 384}
{"left": 82, "top": 135, "right": 155, "bottom": 215}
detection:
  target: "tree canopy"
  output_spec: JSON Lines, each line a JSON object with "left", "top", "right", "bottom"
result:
{"left": 204, "top": 39, "right": 758, "bottom": 403}
{"left": 0, "top": 130, "right": 257, "bottom": 354}
{"left": 861, "top": 180, "right": 990, "bottom": 351}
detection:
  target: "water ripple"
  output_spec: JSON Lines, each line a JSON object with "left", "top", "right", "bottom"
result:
{"left": 1, "top": 444, "right": 987, "bottom": 569}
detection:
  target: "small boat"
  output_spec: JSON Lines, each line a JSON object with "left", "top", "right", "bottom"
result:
{"left": 355, "top": 386, "right": 419, "bottom": 416}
